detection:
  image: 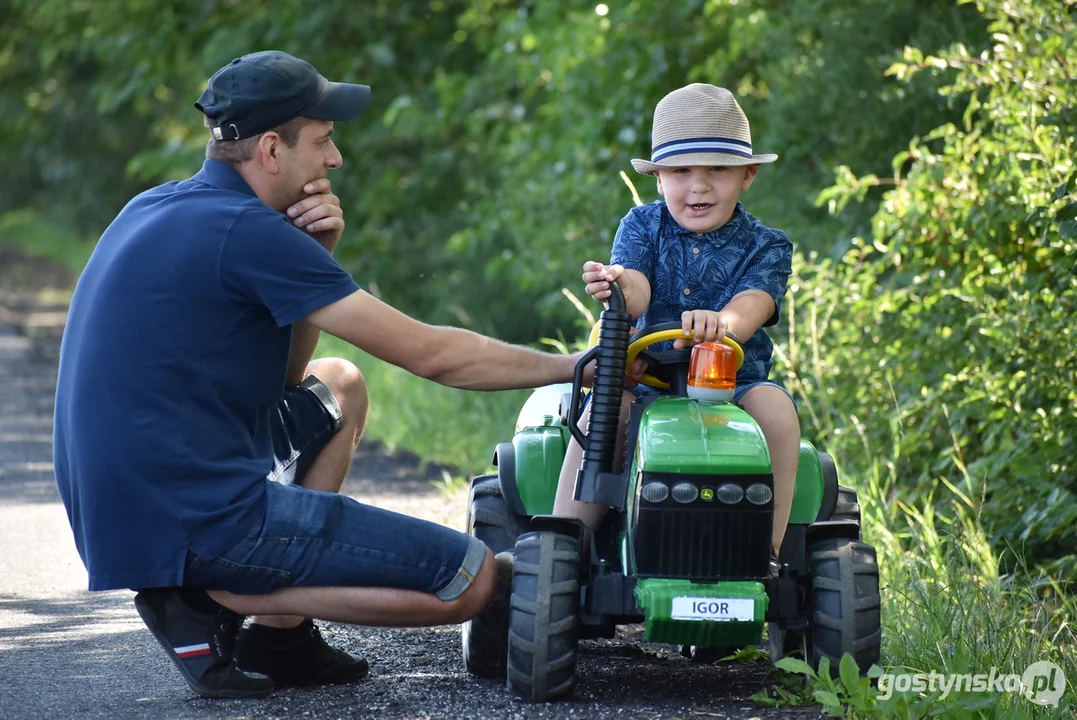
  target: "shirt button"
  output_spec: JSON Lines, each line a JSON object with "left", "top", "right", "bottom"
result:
{"left": 692, "top": 247, "right": 700, "bottom": 254}
{"left": 683, "top": 288, "right": 691, "bottom": 295}
{"left": 697, "top": 232, "right": 703, "bottom": 237}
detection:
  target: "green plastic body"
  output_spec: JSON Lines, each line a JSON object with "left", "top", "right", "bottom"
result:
{"left": 512, "top": 416, "right": 567, "bottom": 516}
{"left": 512, "top": 400, "right": 827, "bottom": 525}
{"left": 790, "top": 439, "right": 826, "bottom": 524}
{"left": 509, "top": 393, "right": 828, "bottom": 644}
{"left": 634, "top": 578, "right": 768, "bottom": 646}
{"left": 634, "top": 397, "right": 772, "bottom": 475}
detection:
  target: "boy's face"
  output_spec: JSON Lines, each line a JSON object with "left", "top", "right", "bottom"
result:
{"left": 656, "top": 164, "right": 759, "bottom": 234}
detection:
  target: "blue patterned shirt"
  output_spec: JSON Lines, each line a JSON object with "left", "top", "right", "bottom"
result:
{"left": 610, "top": 200, "right": 792, "bottom": 383}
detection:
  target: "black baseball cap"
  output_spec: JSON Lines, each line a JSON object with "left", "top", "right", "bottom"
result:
{"left": 195, "top": 51, "right": 371, "bottom": 141}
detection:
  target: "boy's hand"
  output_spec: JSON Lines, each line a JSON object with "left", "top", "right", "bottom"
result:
{"left": 287, "top": 178, "right": 344, "bottom": 252}
{"left": 674, "top": 310, "right": 731, "bottom": 350}
{"left": 582, "top": 261, "right": 626, "bottom": 301}
{"left": 624, "top": 357, "right": 649, "bottom": 387}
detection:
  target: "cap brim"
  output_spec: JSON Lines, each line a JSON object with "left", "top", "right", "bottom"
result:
{"left": 306, "top": 81, "right": 371, "bottom": 122}
{"left": 631, "top": 152, "right": 778, "bottom": 175}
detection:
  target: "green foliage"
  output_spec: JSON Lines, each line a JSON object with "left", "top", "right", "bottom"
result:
{"left": 756, "top": 458, "right": 1076, "bottom": 718}
{"left": 865, "top": 452, "right": 1074, "bottom": 718}
{"left": 316, "top": 334, "right": 528, "bottom": 473}
{"left": 0, "top": 0, "right": 984, "bottom": 341}
{"left": 0, "top": 209, "right": 95, "bottom": 273}
{"left": 779, "top": 0, "right": 1077, "bottom": 576}
{"left": 3, "top": 3, "right": 1075, "bottom": 711}
{"left": 759, "top": 655, "right": 884, "bottom": 717}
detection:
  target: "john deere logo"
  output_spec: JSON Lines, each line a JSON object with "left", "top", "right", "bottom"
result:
{"left": 700, "top": 488, "right": 715, "bottom": 502}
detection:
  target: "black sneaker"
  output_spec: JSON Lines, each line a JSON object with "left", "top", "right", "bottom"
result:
{"left": 234, "top": 619, "right": 369, "bottom": 687}
{"left": 133, "top": 588, "right": 274, "bottom": 699}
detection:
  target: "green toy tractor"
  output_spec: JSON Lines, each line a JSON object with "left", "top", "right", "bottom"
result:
{"left": 461, "top": 285, "right": 881, "bottom": 702}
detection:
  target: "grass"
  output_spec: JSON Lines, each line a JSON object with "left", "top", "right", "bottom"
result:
{"left": 848, "top": 452, "right": 1076, "bottom": 718}
{"left": 0, "top": 209, "right": 96, "bottom": 274}
{"left": 315, "top": 333, "right": 532, "bottom": 478}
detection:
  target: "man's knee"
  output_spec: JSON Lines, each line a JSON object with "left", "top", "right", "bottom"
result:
{"left": 442, "top": 547, "right": 497, "bottom": 624}
{"left": 311, "top": 358, "right": 368, "bottom": 424}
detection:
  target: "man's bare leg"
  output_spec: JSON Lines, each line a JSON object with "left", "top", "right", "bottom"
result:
{"left": 295, "top": 357, "right": 369, "bottom": 494}
{"left": 211, "top": 547, "right": 499, "bottom": 627}
{"left": 253, "top": 356, "right": 368, "bottom": 629}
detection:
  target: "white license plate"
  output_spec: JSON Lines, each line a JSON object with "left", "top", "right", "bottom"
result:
{"left": 671, "top": 596, "right": 755, "bottom": 622}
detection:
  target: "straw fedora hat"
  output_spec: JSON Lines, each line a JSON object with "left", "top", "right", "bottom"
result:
{"left": 631, "top": 84, "right": 777, "bottom": 174}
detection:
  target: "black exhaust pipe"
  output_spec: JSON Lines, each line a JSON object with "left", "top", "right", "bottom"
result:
{"left": 566, "top": 283, "right": 631, "bottom": 509}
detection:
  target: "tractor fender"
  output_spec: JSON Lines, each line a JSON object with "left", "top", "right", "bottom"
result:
{"left": 814, "top": 451, "right": 839, "bottom": 522}
{"left": 494, "top": 442, "right": 527, "bottom": 516}
{"left": 805, "top": 520, "right": 861, "bottom": 548}
{"left": 529, "top": 514, "right": 587, "bottom": 538}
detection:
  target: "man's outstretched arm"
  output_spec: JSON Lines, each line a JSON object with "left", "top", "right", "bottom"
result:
{"left": 305, "top": 289, "right": 581, "bottom": 391}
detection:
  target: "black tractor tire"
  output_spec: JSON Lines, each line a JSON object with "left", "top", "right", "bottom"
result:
{"left": 833, "top": 486, "right": 862, "bottom": 528}
{"left": 506, "top": 530, "right": 581, "bottom": 702}
{"left": 462, "top": 475, "right": 528, "bottom": 680}
{"left": 805, "top": 537, "right": 881, "bottom": 676}
{"left": 465, "top": 474, "right": 528, "bottom": 553}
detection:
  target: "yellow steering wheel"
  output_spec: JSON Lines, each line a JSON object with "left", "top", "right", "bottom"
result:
{"left": 586, "top": 321, "right": 744, "bottom": 390}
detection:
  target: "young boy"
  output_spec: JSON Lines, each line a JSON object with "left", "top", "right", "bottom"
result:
{"left": 552, "top": 84, "right": 799, "bottom": 570}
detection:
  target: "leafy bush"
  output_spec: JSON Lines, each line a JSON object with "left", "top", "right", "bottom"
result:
{"left": 0, "top": 0, "right": 983, "bottom": 341}
{"left": 780, "top": 0, "right": 1077, "bottom": 575}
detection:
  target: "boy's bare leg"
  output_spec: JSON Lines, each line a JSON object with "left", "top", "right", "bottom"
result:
{"left": 552, "top": 388, "right": 636, "bottom": 532}
{"left": 210, "top": 547, "right": 498, "bottom": 627}
{"left": 739, "top": 385, "right": 801, "bottom": 552}
{"left": 254, "top": 357, "right": 369, "bottom": 629}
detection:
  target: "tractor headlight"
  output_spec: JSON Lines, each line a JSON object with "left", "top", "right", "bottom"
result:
{"left": 716, "top": 483, "right": 744, "bottom": 504}
{"left": 746, "top": 483, "right": 773, "bottom": 505}
{"left": 641, "top": 482, "right": 669, "bottom": 503}
{"left": 671, "top": 482, "right": 699, "bottom": 504}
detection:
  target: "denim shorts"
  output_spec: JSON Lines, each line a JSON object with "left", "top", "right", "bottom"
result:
{"left": 183, "top": 374, "right": 485, "bottom": 601}
{"left": 630, "top": 378, "right": 795, "bottom": 406}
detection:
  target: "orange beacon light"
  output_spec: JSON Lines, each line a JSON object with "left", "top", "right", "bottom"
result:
{"left": 687, "top": 342, "right": 737, "bottom": 403}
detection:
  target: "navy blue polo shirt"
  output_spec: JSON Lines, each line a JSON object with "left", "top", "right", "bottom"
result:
{"left": 53, "top": 159, "right": 360, "bottom": 591}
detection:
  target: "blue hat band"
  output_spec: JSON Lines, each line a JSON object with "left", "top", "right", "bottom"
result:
{"left": 651, "top": 137, "right": 753, "bottom": 162}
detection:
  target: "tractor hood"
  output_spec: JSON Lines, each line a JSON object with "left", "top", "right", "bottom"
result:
{"left": 636, "top": 397, "right": 772, "bottom": 475}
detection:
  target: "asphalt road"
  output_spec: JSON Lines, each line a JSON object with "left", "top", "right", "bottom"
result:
{"left": 0, "top": 247, "right": 819, "bottom": 720}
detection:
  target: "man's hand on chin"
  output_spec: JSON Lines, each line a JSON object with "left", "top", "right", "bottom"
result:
{"left": 287, "top": 178, "right": 344, "bottom": 252}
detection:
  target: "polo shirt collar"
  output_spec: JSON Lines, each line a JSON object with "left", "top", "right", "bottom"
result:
{"left": 193, "top": 158, "right": 258, "bottom": 197}
{"left": 669, "top": 201, "right": 748, "bottom": 243}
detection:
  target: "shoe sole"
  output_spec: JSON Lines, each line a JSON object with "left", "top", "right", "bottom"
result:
{"left": 134, "top": 596, "right": 273, "bottom": 699}
{"left": 237, "top": 651, "right": 370, "bottom": 687}
{"left": 273, "top": 665, "right": 371, "bottom": 688}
